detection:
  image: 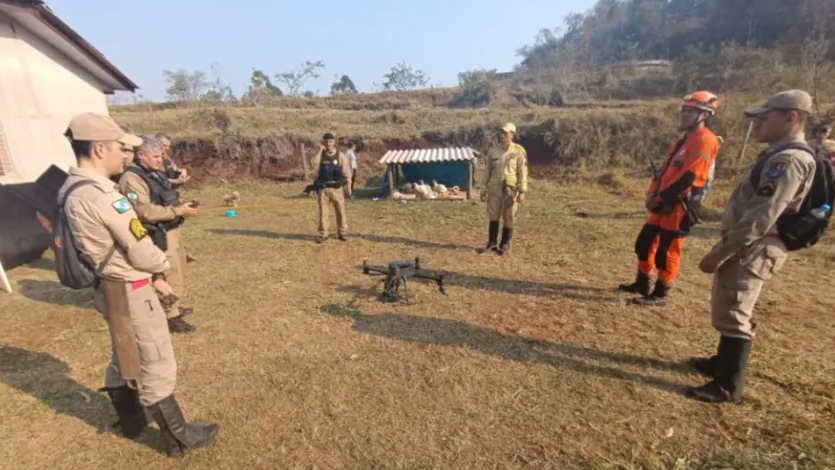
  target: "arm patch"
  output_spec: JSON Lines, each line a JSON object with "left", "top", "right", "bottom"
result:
{"left": 112, "top": 197, "right": 132, "bottom": 214}
{"left": 129, "top": 219, "right": 147, "bottom": 240}
{"left": 766, "top": 158, "right": 789, "bottom": 179}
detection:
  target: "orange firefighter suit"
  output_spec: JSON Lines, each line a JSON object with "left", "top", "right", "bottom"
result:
{"left": 635, "top": 126, "right": 721, "bottom": 288}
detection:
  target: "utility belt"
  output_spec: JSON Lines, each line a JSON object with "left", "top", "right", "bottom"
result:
{"left": 144, "top": 217, "right": 185, "bottom": 252}
{"left": 502, "top": 180, "right": 519, "bottom": 197}
{"left": 315, "top": 180, "right": 343, "bottom": 190}
{"left": 651, "top": 187, "right": 705, "bottom": 226}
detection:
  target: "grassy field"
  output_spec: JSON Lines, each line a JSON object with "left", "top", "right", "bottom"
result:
{"left": 2, "top": 178, "right": 835, "bottom": 469}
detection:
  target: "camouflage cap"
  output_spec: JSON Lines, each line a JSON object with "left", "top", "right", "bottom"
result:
{"left": 744, "top": 90, "right": 813, "bottom": 117}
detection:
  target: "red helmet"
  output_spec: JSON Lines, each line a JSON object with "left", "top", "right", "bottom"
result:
{"left": 682, "top": 91, "right": 720, "bottom": 115}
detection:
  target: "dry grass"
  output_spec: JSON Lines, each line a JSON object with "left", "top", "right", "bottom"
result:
{"left": 2, "top": 178, "right": 834, "bottom": 469}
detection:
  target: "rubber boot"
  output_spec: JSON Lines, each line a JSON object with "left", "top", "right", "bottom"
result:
{"left": 618, "top": 272, "right": 651, "bottom": 297}
{"left": 686, "top": 336, "right": 751, "bottom": 404}
{"left": 168, "top": 316, "right": 196, "bottom": 334}
{"left": 483, "top": 221, "right": 499, "bottom": 252}
{"left": 498, "top": 228, "right": 513, "bottom": 255}
{"left": 632, "top": 279, "right": 669, "bottom": 306}
{"left": 148, "top": 395, "right": 220, "bottom": 457}
{"left": 688, "top": 336, "right": 726, "bottom": 378}
{"left": 100, "top": 384, "right": 148, "bottom": 440}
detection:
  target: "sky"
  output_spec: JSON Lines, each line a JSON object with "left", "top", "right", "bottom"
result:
{"left": 48, "top": 0, "right": 597, "bottom": 102}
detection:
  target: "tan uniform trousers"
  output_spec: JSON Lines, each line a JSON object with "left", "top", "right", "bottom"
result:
{"left": 711, "top": 237, "right": 788, "bottom": 341}
{"left": 95, "top": 280, "right": 177, "bottom": 407}
{"left": 486, "top": 183, "right": 518, "bottom": 228}
{"left": 317, "top": 187, "right": 347, "bottom": 237}
{"left": 162, "top": 227, "right": 187, "bottom": 318}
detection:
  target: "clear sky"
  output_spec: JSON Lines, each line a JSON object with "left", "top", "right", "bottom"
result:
{"left": 48, "top": 0, "right": 597, "bottom": 102}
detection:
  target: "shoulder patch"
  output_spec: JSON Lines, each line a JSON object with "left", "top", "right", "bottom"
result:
{"left": 112, "top": 198, "right": 132, "bottom": 214}
{"left": 757, "top": 180, "right": 777, "bottom": 198}
{"left": 126, "top": 192, "right": 138, "bottom": 201}
{"left": 129, "top": 219, "right": 147, "bottom": 240}
{"left": 766, "top": 157, "right": 790, "bottom": 179}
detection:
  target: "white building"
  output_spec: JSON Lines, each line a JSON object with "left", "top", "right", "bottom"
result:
{"left": 0, "top": 0, "right": 136, "bottom": 184}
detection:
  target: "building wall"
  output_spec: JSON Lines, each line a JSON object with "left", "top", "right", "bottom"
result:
{"left": 0, "top": 11, "right": 109, "bottom": 184}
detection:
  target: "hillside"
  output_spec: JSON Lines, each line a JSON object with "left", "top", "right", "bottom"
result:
{"left": 111, "top": 0, "right": 835, "bottom": 184}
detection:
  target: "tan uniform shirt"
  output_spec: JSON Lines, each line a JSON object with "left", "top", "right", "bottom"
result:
{"left": 59, "top": 167, "right": 170, "bottom": 282}
{"left": 483, "top": 142, "right": 529, "bottom": 192}
{"left": 118, "top": 163, "right": 178, "bottom": 223}
{"left": 311, "top": 150, "right": 352, "bottom": 188}
{"left": 710, "top": 134, "right": 816, "bottom": 264}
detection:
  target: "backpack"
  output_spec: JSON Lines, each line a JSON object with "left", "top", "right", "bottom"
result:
{"left": 52, "top": 179, "right": 116, "bottom": 289}
{"left": 750, "top": 142, "right": 835, "bottom": 251}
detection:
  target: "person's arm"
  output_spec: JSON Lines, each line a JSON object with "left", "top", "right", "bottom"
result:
{"left": 656, "top": 137, "right": 714, "bottom": 204}
{"left": 709, "top": 152, "right": 814, "bottom": 265}
{"left": 118, "top": 172, "right": 178, "bottom": 223}
{"left": 86, "top": 194, "right": 170, "bottom": 275}
{"left": 340, "top": 153, "right": 353, "bottom": 191}
{"left": 516, "top": 146, "right": 529, "bottom": 194}
{"left": 310, "top": 151, "right": 322, "bottom": 180}
{"left": 481, "top": 149, "right": 494, "bottom": 192}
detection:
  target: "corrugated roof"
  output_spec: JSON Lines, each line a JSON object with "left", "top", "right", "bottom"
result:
{"left": 379, "top": 147, "right": 477, "bottom": 165}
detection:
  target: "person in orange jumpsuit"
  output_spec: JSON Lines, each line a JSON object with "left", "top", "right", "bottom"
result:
{"left": 619, "top": 91, "right": 722, "bottom": 305}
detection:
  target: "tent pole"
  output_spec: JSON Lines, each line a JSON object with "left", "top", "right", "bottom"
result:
{"left": 387, "top": 164, "right": 395, "bottom": 198}
{"left": 467, "top": 161, "right": 474, "bottom": 200}
{"left": 0, "top": 259, "right": 11, "bottom": 293}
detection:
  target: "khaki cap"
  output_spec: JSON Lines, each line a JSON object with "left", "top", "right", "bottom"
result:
{"left": 501, "top": 122, "right": 517, "bottom": 134}
{"left": 744, "top": 90, "right": 814, "bottom": 117}
{"left": 66, "top": 113, "right": 142, "bottom": 147}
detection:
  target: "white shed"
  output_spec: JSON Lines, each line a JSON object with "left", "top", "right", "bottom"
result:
{"left": 0, "top": 0, "right": 137, "bottom": 184}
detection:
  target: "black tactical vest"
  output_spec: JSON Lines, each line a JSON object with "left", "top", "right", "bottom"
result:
{"left": 316, "top": 152, "right": 345, "bottom": 187}
{"left": 124, "top": 164, "right": 185, "bottom": 233}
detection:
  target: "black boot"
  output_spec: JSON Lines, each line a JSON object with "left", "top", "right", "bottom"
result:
{"left": 148, "top": 395, "right": 220, "bottom": 457}
{"left": 99, "top": 384, "right": 148, "bottom": 440}
{"left": 498, "top": 227, "right": 513, "bottom": 255}
{"left": 686, "top": 336, "right": 752, "bottom": 404}
{"left": 168, "top": 316, "right": 196, "bottom": 334}
{"left": 688, "top": 336, "right": 726, "bottom": 378}
{"left": 618, "top": 272, "right": 651, "bottom": 297}
{"left": 632, "top": 279, "right": 669, "bottom": 306}
{"left": 483, "top": 221, "right": 499, "bottom": 252}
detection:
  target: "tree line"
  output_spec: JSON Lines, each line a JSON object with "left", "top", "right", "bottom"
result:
{"left": 155, "top": 60, "right": 431, "bottom": 104}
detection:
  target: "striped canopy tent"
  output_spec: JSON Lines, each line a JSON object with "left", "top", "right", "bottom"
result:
{"left": 379, "top": 147, "right": 479, "bottom": 199}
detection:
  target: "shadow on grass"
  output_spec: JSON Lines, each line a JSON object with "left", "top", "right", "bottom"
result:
{"left": 0, "top": 344, "right": 161, "bottom": 451}
{"left": 342, "top": 266, "right": 620, "bottom": 303}
{"left": 687, "top": 224, "right": 723, "bottom": 240}
{"left": 320, "top": 305, "right": 690, "bottom": 395}
{"left": 16, "top": 280, "right": 95, "bottom": 309}
{"left": 208, "top": 229, "right": 473, "bottom": 251}
{"left": 572, "top": 210, "right": 646, "bottom": 220}
{"left": 21, "top": 257, "right": 55, "bottom": 271}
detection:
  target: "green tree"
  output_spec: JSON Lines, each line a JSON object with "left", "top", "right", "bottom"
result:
{"left": 243, "top": 69, "right": 283, "bottom": 104}
{"left": 331, "top": 75, "right": 358, "bottom": 95}
{"left": 382, "top": 61, "right": 429, "bottom": 91}
{"left": 275, "top": 60, "right": 325, "bottom": 96}
{"left": 450, "top": 69, "right": 497, "bottom": 107}
{"left": 162, "top": 69, "right": 208, "bottom": 101}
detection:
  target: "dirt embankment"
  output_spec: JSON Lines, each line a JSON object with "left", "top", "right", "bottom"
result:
{"left": 170, "top": 115, "right": 679, "bottom": 186}
{"left": 166, "top": 102, "right": 835, "bottom": 187}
